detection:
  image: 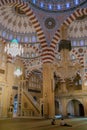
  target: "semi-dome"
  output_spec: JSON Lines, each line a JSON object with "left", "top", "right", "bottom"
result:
{"left": 68, "top": 17, "right": 87, "bottom": 38}
{"left": 0, "top": 4, "right": 39, "bottom": 43}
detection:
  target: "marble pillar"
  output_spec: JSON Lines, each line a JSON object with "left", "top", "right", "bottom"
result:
{"left": 43, "top": 63, "right": 55, "bottom": 118}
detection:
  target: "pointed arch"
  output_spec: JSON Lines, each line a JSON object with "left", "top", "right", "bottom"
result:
{"left": 50, "top": 8, "right": 87, "bottom": 61}
{"left": 26, "top": 69, "right": 42, "bottom": 80}
{"left": 67, "top": 99, "right": 85, "bottom": 117}
{"left": 0, "top": 0, "right": 47, "bottom": 61}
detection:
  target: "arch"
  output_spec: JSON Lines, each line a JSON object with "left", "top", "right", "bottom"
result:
{"left": 14, "top": 94, "right": 18, "bottom": 99}
{"left": 71, "top": 48, "right": 87, "bottom": 68}
{"left": 22, "top": 47, "right": 42, "bottom": 79}
{"left": 55, "top": 98, "right": 62, "bottom": 116}
{"left": 50, "top": 8, "right": 87, "bottom": 61}
{"left": 67, "top": 99, "right": 84, "bottom": 117}
{"left": 25, "top": 68, "right": 42, "bottom": 80}
{"left": 13, "top": 94, "right": 18, "bottom": 117}
{"left": 0, "top": 0, "right": 48, "bottom": 62}
{"left": 55, "top": 100, "right": 59, "bottom": 115}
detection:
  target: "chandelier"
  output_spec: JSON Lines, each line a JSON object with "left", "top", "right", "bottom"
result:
{"left": 14, "top": 67, "right": 22, "bottom": 77}
{"left": 4, "top": 39, "right": 23, "bottom": 57}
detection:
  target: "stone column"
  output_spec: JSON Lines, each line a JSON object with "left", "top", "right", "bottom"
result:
{"left": 1, "top": 85, "right": 9, "bottom": 117}
{"left": 61, "top": 98, "right": 67, "bottom": 116}
{"left": 82, "top": 98, "right": 87, "bottom": 116}
{"left": 0, "top": 61, "right": 14, "bottom": 117}
{"left": 82, "top": 74, "right": 87, "bottom": 91}
{"left": 7, "top": 62, "right": 14, "bottom": 86}
{"left": 6, "top": 62, "right": 14, "bottom": 117}
{"left": 43, "top": 63, "right": 55, "bottom": 118}
{"left": 60, "top": 25, "right": 68, "bottom": 40}
{"left": 61, "top": 82, "right": 67, "bottom": 93}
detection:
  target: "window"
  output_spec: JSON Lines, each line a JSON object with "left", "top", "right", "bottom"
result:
{"left": 24, "top": 36, "right": 28, "bottom": 43}
{"left": 32, "top": 36, "right": 36, "bottom": 42}
{"left": 40, "top": 2, "right": 44, "bottom": 8}
{"left": 84, "top": 54, "right": 87, "bottom": 66}
{"left": 74, "top": 0, "right": 79, "bottom": 5}
{"left": 57, "top": 5, "right": 61, "bottom": 10}
{"left": 48, "top": 4, "right": 52, "bottom": 10}
{"left": 66, "top": 3, "right": 70, "bottom": 8}
{"left": 80, "top": 40, "right": 84, "bottom": 46}
{"left": 31, "top": 52, "right": 35, "bottom": 57}
{"left": 9, "top": 34, "right": 13, "bottom": 40}
{"left": 32, "top": 0, "right": 36, "bottom": 4}
{"left": 79, "top": 80, "right": 82, "bottom": 85}
{"left": 17, "top": 36, "right": 21, "bottom": 42}
{"left": 72, "top": 41, "right": 77, "bottom": 46}
{"left": 2, "top": 31, "right": 6, "bottom": 37}
{"left": 29, "top": 0, "right": 86, "bottom": 12}
{"left": 71, "top": 54, "right": 76, "bottom": 60}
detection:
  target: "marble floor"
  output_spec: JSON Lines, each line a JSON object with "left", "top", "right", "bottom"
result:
{"left": 0, "top": 117, "right": 87, "bottom": 130}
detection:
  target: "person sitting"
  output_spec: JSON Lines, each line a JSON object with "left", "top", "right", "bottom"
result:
{"left": 51, "top": 118, "right": 56, "bottom": 125}
{"left": 60, "top": 118, "right": 72, "bottom": 127}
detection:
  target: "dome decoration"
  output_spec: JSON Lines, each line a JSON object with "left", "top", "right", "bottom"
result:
{"left": 0, "top": 5, "right": 39, "bottom": 43}
{"left": 27, "top": 0, "right": 87, "bottom": 12}
{"left": 68, "top": 17, "right": 87, "bottom": 38}
{"left": 44, "top": 17, "right": 56, "bottom": 29}
{"left": 0, "top": 5, "right": 35, "bottom": 34}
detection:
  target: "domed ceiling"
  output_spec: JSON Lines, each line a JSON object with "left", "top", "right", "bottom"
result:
{"left": 0, "top": 4, "right": 42, "bottom": 79}
{"left": 28, "top": 0, "right": 87, "bottom": 12}
{"left": 0, "top": 4, "right": 39, "bottom": 43}
{"left": 68, "top": 17, "right": 87, "bottom": 38}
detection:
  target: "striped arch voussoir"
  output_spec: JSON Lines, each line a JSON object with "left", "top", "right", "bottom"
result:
{"left": 26, "top": 69, "right": 42, "bottom": 80}
{"left": 26, "top": 71, "right": 33, "bottom": 80}
{"left": 51, "top": 8, "right": 87, "bottom": 51}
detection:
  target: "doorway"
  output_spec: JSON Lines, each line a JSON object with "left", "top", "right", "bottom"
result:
{"left": 79, "top": 103, "right": 84, "bottom": 116}
{"left": 67, "top": 99, "right": 84, "bottom": 117}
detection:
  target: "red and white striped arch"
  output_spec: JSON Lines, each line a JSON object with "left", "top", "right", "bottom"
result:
{"left": 0, "top": 0, "right": 49, "bottom": 62}
{"left": 71, "top": 48, "right": 85, "bottom": 68}
{"left": 25, "top": 69, "right": 42, "bottom": 80}
{"left": 1, "top": 1, "right": 87, "bottom": 64}
{"left": 50, "top": 8, "right": 87, "bottom": 61}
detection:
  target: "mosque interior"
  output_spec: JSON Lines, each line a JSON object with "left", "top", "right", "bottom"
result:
{"left": 0, "top": 0, "right": 87, "bottom": 119}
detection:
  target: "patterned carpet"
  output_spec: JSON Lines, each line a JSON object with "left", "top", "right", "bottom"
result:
{"left": 0, "top": 117, "right": 87, "bottom": 130}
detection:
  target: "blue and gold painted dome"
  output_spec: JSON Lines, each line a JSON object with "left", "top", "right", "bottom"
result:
{"left": 27, "top": 0, "right": 87, "bottom": 12}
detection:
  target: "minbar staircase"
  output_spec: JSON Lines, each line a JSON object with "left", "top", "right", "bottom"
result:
{"left": 23, "top": 89, "right": 40, "bottom": 113}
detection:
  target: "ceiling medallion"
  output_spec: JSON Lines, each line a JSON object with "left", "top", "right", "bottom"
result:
{"left": 45, "top": 17, "right": 56, "bottom": 29}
